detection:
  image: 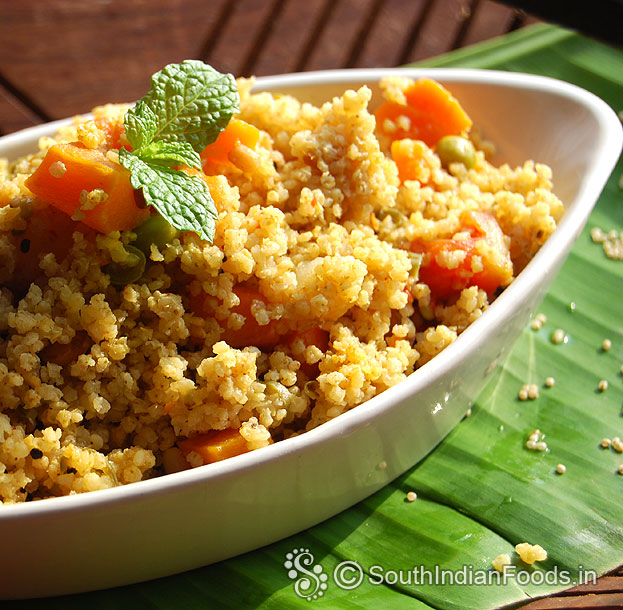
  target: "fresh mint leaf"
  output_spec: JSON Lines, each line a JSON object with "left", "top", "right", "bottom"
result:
{"left": 131, "top": 59, "right": 239, "bottom": 153}
{"left": 120, "top": 60, "right": 237, "bottom": 244}
{"left": 119, "top": 149, "right": 217, "bottom": 243}
{"left": 139, "top": 141, "right": 202, "bottom": 170}
{"left": 124, "top": 100, "right": 158, "bottom": 151}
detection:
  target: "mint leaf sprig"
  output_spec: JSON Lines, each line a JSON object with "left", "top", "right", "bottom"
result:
{"left": 119, "top": 60, "right": 239, "bottom": 243}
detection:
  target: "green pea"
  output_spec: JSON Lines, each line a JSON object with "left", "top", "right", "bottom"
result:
{"left": 376, "top": 207, "right": 407, "bottom": 225}
{"left": 407, "top": 252, "right": 422, "bottom": 281}
{"left": 132, "top": 214, "right": 179, "bottom": 253}
{"left": 18, "top": 406, "right": 38, "bottom": 432}
{"left": 419, "top": 302, "right": 435, "bottom": 321}
{"left": 264, "top": 380, "right": 290, "bottom": 403}
{"left": 104, "top": 458, "right": 120, "bottom": 487}
{"left": 303, "top": 381, "right": 319, "bottom": 399}
{"left": 436, "top": 135, "right": 476, "bottom": 170}
{"left": 103, "top": 244, "right": 146, "bottom": 286}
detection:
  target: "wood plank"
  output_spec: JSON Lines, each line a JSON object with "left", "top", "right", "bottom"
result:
{"left": 519, "top": 570, "right": 623, "bottom": 608}
{"left": 459, "top": 0, "right": 522, "bottom": 47}
{"left": 0, "top": 84, "right": 45, "bottom": 136}
{"left": 563, "top": 576, "right": 623, "bottom": 595}
{"left": 302, "top": 0, "right": 379, "bottom": 71}
{"left": 200, "top": 0, "right": 279, "bottom": 77}
{"left": 240, "top": 0, "right": 330, "bottom": 76}
{"left": 0, "top": 0, "right": 543, "bottom": 134}
{"left": 402, "top": 0, "right": 475, "bottom": 63}
{"left": 351, "top": 0, "right": 429, "bottom": 68}
{"left": 520, "top": 592, "right": 623, "bottom": 609}
{"left": 0, "top": 0, "right": 227, "bottom": 121}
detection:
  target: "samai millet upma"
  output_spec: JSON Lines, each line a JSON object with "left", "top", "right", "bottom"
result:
{"left": 0, "top": 64, "right": 563, "bottom": 502}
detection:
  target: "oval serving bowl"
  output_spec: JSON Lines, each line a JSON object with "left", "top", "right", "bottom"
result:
{"left": 1, "top": 68, "right": 621, "bottom": 599}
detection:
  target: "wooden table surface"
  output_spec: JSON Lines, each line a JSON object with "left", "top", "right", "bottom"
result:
{"left": 0, "top": 0, "right": 541, "bottom": 135}
{"left": 1, "top": 2, "right": 622, "bottom": 608}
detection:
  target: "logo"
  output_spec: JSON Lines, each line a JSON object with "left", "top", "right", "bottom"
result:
{"left": 283, "top": 548, "right": 329, "bottom": 600}
{"left": 283, "top": 547, "right": 598, "bottom": 601}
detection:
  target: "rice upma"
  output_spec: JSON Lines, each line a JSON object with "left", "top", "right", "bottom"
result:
{"left": 0, "top": 66, "right": 563, "bottom": 503}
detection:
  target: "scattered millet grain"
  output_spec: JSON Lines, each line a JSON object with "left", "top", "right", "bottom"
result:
{"left": 591, "top": 227, "right": 606, "bottom": 243}
{"left": 592, "top": 225, "right": 623, "bottom": 260}
{"left": 527, "top": 384, "right": 539, "bottom": 400}
{"left": 492, "top": 554, "right": 511, "bottom": 573}
{"left": 551, "top": 328, "right": 566, "bottom": 344}
{"left": 545, "top": 376, "right": 555, "bottom": 388}
{"left": 531, "top": 313, "right": 547, "bottom": 331}
{"left": 515, "top": 542, "right": 548, "bottom": 565}
{"left": 518, "top": 384, "right": 539, "bottom": 401}
{"left": 526, "top": 430, "right": 547, "bottom": 451}
{"left": 48, "top": 160, "right": 66, "bottom": 178}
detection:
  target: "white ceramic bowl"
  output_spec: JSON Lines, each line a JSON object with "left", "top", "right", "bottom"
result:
{"left": 1, "top": 69, "right": 621, "bottom": 599}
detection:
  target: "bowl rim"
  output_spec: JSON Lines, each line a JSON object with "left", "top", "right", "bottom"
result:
{"left": 1, "top": 67, "right": 621, "bottom": 519}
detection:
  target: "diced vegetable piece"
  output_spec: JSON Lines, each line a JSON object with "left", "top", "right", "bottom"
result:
{"left": 25, "top": 143, "right": 148, "bottom": 234}
{"left": 222, "top": 284, "right": 282, "bottom": 349}
{"left": 390, "top": 139, "right": 430, "bottom": 183}
{"left": 178, "top": 429, "right": 250, "bottom": 464}
{"left": 95, "top": 118, "right": 129, "bottom": 150}
{"left": 200, "top": 118, "right": 260, "bottom": 170}
{"left": 8, "top": 205, "right": 89, "bottom": 298}
{"left": 375, "top": 78, "right": 472, "bottom": 147}
{"left": 376, "top": 206, "right": 408, "bottom": 225}
{"left": 287, "top": 327, "right": 330, "bottom": 377}
{"left": 132, "top": 214, "right": 179, "bottom": 253}
{"left": 178, "top": 166, "right": 228, "bottom": 213}
{"left": 103, "top": 244, "right": 146, "bottom": 286}
{"left": 39, "top": 331, "right": 91, "bottom": 366}
{"left": 411, "top": 210, "right": 513, "bottom": 299}
{"left": 189, "top": 283, "right": 282, "bottom": 350}
{"left": 436, "top": 135, "right": 476, "bottom": 169}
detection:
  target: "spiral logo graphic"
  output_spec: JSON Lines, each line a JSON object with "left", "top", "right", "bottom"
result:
{"left": 284, "top": 548, "right": 329, "bottom": 601}
{"left": 333, "top": 560, "right": 364, "bottom": 590}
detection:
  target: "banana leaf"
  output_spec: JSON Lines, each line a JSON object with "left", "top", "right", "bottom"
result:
{"left": 14, "top": 24, "right": 623, "bottom": 609}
